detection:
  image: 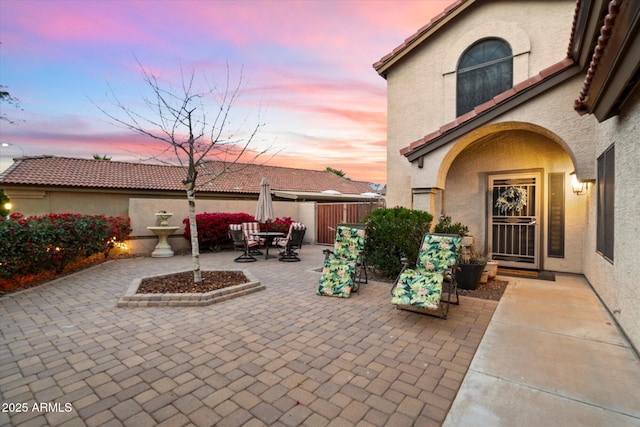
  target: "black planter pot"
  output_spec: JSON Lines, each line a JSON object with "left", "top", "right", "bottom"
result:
{"left": 456, "top": 262, "right": 487, "bottom": 290}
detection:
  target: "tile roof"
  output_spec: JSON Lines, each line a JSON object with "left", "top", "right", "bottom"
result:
{"left": 373, "top": 0, "right": 472, "bottom": 76}
{"left": 0, "top": 156, "right": 376, "bottom": 196}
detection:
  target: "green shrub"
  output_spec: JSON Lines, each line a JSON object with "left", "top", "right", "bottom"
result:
{"left": 433, "top": 215, "right": 469, "bottom": 237}
{"left": 362, "top": 207, "right": 433, "bottom": 278}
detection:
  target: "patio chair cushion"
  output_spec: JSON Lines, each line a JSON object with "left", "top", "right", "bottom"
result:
{"left": 391, "top": 269, "right": 444, "bottom": 310}
{"left": 332, "top": 225, "right": 366, "bottom": 261}
{"left": 242, "top": 222, "right": 262, "bottom": 245}
{"left": 317, "top": 258, "right": 356, "bottom": 298}
{"left": 416, "top": 234, "right": 461, "bottom": 273}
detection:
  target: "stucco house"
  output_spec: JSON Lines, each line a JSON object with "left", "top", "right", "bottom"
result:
{"left": 0, "top": 156, "right": 383, "bottom": 253}
{"left": 374, "top": 0, "right": 639, "bottom": 350}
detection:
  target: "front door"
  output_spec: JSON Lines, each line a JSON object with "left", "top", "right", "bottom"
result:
{"left": 488, "top": 172, "right": 541, "bottom": 269}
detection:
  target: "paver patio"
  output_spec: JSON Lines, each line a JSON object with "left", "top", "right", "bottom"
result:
{"left": 0, "top": 245, "right": 497, "bottom": 426}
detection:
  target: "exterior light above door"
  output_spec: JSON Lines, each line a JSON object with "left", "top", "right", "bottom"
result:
{"left": 570, "top": 172, "right": 586, "bottom": 195}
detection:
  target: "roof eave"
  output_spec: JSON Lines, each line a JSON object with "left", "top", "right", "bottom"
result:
{"left": 573, "top": 0, "right": 640, "bottom": 121}
{"left": 373, "top": 0, "right": 475, "bottom": 79}
{"left": 273, "top": 190, "right": 383, "bottom": 202}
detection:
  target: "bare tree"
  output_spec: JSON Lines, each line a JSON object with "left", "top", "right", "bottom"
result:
{"left": 0, "top": 85, "right": 23, "bottom": 124}
{"left": 98, "top": 63, "right": 267, "bottom": 283}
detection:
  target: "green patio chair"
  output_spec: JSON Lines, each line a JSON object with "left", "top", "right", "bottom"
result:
{"left": 390, "top": 233, "right": 462, "bottom": 319}
{"left": 317, "top": 224, "right": 367, "bottom": 298}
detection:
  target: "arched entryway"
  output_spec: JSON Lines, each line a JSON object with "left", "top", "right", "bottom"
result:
{"left": 434, "top": 122, "right": 586, "bottom": 273}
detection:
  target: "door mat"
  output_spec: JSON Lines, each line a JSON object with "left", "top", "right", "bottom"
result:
{"left": 497, "top": 267, "right": 555, "bottom": 281}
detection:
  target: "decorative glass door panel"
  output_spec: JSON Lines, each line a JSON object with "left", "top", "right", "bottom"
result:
{"left": 488, "top": 172, "right": 540, "bottom": 269}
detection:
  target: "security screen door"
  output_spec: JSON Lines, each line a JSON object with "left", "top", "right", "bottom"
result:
{"left": 488, "top": 172, "right": 540, "bottom": 269}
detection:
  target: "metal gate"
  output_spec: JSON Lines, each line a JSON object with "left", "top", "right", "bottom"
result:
{"left": 488, "top": 172, "right": 540, "bottom": 269}
{"left": 316, "top": 201, "right": 384, "bottom": 245}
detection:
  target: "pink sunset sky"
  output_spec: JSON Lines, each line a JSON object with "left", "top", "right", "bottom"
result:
{"left": 0, "top": 0, "right": 455, "bottom": 184}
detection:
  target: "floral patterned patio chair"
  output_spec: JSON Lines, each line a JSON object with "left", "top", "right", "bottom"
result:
{"left": 390, "top": 233, "right": 462, "bottom": 319}
{"left": 317, "top": 224, "right": 367, "bottom": 298}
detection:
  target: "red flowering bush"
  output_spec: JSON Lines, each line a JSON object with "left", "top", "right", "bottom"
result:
{"left": 0, "top": 213, "right": 131, "bottom": 282}
{"left": 266, "top": 217, "right": 293, "bottom": 233}
{"left": 183, "top": 213, "right": 295, "bottom": 251}
{"left": 184, "top": 212, "right": 255, "bottom": 251}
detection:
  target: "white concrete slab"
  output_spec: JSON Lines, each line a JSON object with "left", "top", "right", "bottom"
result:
{"left": 444, "top": 371, "right": 640, "bottom": 427}
{"left": 444, "top": 274, "right": 640, "bottom": 426}
{"left": 499, "top": 275, "right": 605, "bottom": 309}
{"left": 494, "top": 280, "right": 626, "bottom": 346}
{"left": 471, "top": 321, "right": 640, "bottom": 418}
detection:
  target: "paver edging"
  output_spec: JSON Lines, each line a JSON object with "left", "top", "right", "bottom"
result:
{"left": 116, "top": 269, "right": 263, "bottom": 307}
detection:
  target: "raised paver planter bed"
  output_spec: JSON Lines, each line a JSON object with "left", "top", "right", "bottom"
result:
{"left": 117, "top": 269, "right": 263, "bottom": 307}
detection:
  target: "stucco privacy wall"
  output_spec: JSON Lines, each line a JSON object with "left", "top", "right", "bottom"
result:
{"left": 384, "top": 0, "right": 575, "bottom": 208}
{"left": 3, "top": 189, "right": 131, "bottom": 217}
{"left": 583, "top": 89, "right": 640, "bottom": 350}
{"left": 128, "top": 198, "right": 311, "bottom": 255}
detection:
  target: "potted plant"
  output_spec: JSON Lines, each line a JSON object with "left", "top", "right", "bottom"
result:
{"left": 484, "top": 259, "right": 499, "bottom": 280}
{"left": 434, "top": 215, "right": 487, "bottom": 289}
{"left": 456, "top": 249, "right": 487, "bottom": 290}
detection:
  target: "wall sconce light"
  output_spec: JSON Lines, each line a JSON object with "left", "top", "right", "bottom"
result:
{"left": 570, "top": 172, "right": 587, "bottom": 195}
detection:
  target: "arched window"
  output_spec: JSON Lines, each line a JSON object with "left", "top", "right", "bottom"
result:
{"left": 456, "top": 38, "right": 513, "bottom": 117}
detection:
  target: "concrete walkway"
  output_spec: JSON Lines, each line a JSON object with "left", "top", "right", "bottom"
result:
{"left": 444, "top": 274, "right": 640, "bottom": 426}
{"left": 0, "top": 245, "right": 497, "bottom": 426}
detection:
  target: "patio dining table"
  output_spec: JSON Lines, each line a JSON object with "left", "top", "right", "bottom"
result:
{"left": 251, "top": 231, "right": 285, "bottom": 260}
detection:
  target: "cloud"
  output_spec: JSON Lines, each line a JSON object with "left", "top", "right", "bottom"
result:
{"left": 0, "top": 0, "right": 457, "bottom": 184}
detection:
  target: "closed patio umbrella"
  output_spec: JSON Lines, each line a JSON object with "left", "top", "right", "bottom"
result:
{"left": 255, "top": 176, "right": 275, "bottom": 229}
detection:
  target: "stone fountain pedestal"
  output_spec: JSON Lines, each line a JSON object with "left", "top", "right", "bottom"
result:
{"left": 147, "top": 211, "right": 179, "bottom": 257}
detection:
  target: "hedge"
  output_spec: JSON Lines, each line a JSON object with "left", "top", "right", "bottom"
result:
{"left": 0, "top": 213, "right": 131, "bottom": 279}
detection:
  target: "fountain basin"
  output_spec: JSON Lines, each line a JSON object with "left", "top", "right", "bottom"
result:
{"left": 147, "top": 226, "right": 180, "bottom": 257}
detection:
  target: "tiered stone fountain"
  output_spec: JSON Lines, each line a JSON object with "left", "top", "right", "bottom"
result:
{"left": 147, "top": 211, "right": 179, "bottom": 257}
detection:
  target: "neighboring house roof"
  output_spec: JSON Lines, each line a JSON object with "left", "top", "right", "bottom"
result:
{"left": 0, "top": 156, "right": 377, "bottom": 196}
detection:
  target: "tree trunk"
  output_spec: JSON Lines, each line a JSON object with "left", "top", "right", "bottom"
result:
{"left": 186, "top": 181, "right": 202, "bottom": 283}
{"left": 184, "top": 110, "right": 202, "bottom": 284}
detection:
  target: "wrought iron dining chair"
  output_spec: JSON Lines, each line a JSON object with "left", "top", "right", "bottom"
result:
{"left": 241, "top": 222, "right": 263, "bottom": 255}
{"left": 229, "top": 224, "right": 258, "bottom": 262}
{"left": 276, "top": 222, "right": 306, "bottom": 262}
